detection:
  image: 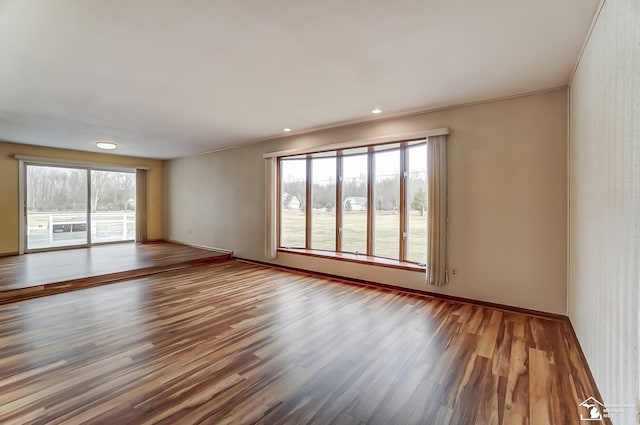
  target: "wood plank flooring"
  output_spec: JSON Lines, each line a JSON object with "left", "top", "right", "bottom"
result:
{"left": 0, "top": 242, "right": 231, "bottom": 304}
{"left": 0, "top": 260, "right": 608, "bottom": 424}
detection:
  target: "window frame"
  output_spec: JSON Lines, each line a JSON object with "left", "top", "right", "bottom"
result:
{"left": 277, "top": 138, "right": 428, "bottom": 268}
{"left": 265, "top": 128, "right": 449, "bottom": 269}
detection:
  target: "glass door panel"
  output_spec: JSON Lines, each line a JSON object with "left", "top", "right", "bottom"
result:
{"left": 91, "top": 170, "right": 136, "bottom": 243}
{"left": 26, "top": 165, "right": 88, "bottom": 250}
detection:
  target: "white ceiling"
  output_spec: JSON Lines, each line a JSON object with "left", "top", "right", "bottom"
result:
{"left": 0, "top": 0, "right": 600, "bottom": 159}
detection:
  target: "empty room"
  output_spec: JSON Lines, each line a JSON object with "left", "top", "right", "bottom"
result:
{"left": 0, "top": 0, "right": 638, "bottom": 424}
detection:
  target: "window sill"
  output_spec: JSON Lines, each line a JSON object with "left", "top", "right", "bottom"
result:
{"left": 277, "top": 248, "right": 426, "bottom": 273}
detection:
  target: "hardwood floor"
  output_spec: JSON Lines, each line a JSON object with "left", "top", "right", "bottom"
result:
{"left": 0, "top": 260, "right": 607, "bottom": 425}
{"left": 0, "top": 242, "right": 231, "bottom": 304}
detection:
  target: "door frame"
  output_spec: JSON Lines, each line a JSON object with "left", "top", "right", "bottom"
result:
{"left": 19, "top": 159, "right": 137, "bottom": 254}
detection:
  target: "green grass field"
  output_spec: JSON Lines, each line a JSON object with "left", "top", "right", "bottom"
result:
{"left": 281, "top": 209, "right": 426, "bottom": 264}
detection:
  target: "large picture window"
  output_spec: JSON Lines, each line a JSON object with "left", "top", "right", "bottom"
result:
{"left": 278, "top": 139, "right": 428, "bottom": 265}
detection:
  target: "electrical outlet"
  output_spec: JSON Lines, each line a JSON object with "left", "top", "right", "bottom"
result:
{"left": 451, "top": 268, "right": 457, "bottom": 276}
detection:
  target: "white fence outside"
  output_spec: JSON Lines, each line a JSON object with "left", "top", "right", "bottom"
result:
{"left": 27, "top": 212, "right": 136, "bottom": 249}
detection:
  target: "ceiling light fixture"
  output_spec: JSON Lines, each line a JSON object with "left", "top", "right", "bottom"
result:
{"left": 96, "top": 141, "right": 117, "bottom": 150}
{"left": 283, "top": 128, "right": 292, "bottom": 132}
{"left": 371, "top": 108, "right": 382, "bottom": 114}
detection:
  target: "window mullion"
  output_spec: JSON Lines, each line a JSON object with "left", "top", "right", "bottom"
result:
{"left": 276, "top": 159, "right": 282, "bottom": 249}
{"left": 366, "top": 148, "right": 375, "bottom": 256}
{"left": 87, "top": 169, "right": 92, "bottom": 246}
{"left": 336, "top": 152, "right": 343, "bottom": 252}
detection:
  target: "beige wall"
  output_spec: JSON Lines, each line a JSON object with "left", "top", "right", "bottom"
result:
{"left": 568, "top": 0, "right": 640, "bottom": 422}
{"left": 0, "top": 141, "right": 164, "bottom": 255}
{"left": 166, "top": 89, "right": 568, "bottom": 314}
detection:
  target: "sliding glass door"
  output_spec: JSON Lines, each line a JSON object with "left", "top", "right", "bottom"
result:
{"left": 25, "top": 164, "right": 136, "bottom": 252}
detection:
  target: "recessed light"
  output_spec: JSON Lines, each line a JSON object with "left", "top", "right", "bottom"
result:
{"left": 96, "top": 141, "right": 117, "bottom": 150}
{"left": 371, "top": 108, "right": 382, "bottom": 114}
{"left": 283, "top": 128, "right": 292, "bottom": 132}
